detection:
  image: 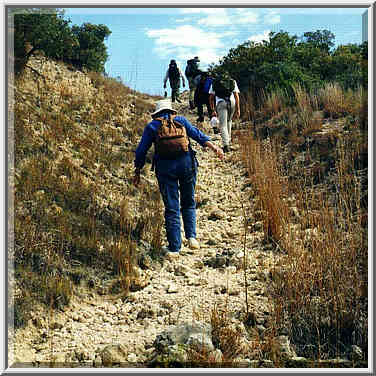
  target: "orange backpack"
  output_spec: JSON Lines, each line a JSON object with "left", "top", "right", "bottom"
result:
{"left": 154, "top": 115, "right": 189, "bottom": 159}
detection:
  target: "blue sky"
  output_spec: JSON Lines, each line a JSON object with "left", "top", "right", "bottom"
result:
{"left": 63, "top": 7, "right": 368, "bottom": 96}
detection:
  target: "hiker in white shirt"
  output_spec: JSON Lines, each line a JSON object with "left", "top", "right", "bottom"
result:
{"left": 209, "top": 75, "right": 240, "bottom": 153}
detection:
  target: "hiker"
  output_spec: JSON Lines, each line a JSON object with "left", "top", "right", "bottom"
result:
{"left": 163, "top": 59, "right": 185, "bottom": 103}
{"left": 133, "top": 99, "right": 224, "bottom": 257}
{"left": 209, "top": 73, "right": 241, "bottom": 153}
{"left": 193, "top": 71, "right": 214, "bottom": 124}
{"left": 185, "top": 56, "right": 201, "bottom": 109}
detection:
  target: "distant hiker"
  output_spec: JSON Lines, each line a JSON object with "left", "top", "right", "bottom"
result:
{"left": 209, "top": 73, "right": 240, "bottom": 153}
{"left": 163, "top": 59, "right": 185, "bottom": 103}
{"left": 185, "top": 56, "right": 201, "bottom": 109}
{"left": 133, "top": 99, "right": 224, "bottom": 257}
{"left": 193, "top": 71, "right": 214, "bottom": 124}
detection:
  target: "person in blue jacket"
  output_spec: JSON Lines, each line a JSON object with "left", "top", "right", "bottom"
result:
{"left": 133, "top": 99, "right": 224, "bottom": 258}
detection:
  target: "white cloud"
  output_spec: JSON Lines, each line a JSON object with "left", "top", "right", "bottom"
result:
{"left": 155, "top": 46, "right": 222, "bottom": 68}
{"left": 235, "top": 9, "right": 259, "bottom": 24}
{"left": 179, "top": 8, "right": 259, "bottom": 27}
{"left": 195, "top": 8, "right": 259, "bottom": 27}
{"left": 264, "top": 11, "right": 280, "bottom": 24}
{"left": 195, "top": 49, "right": 223, "bottom": 66}
{"left": 146, "top": 25, "right": 224, "bottom": 49}
{"left": 146, "top": 25, "right": 227, "bottom": 66}
{"left": 248, "top": 30, "right": 271, "bottom": 44}
{"left": 191, "top": 8, "right": 231, "bottom": 26}
{"left": 198, "top": 13, "right": 231, "bottom": 27}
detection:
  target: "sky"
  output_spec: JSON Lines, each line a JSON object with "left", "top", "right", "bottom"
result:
{"left": 62, "top": 7, "right": 368, "bottom": 96}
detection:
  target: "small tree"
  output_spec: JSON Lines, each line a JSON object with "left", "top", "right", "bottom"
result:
{"left": 10, "top": 8, "right": 111, "bottom": 74}
{"left": 11, "top": 8, "right": 76, "bottom": 73}
{"left": 70, "top": 23, "right": 111, "bottom": 73}
{"left": 300, "top": 29, "right": 335, "bottom": 54}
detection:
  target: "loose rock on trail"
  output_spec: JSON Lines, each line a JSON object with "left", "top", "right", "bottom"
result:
{"left": 11, "top": 90, "right": 280, "bottom": 368}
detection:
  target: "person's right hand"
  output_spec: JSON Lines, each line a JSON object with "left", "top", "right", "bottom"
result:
{"left": 214, "top": 145, "right": 224, "bottom": 160}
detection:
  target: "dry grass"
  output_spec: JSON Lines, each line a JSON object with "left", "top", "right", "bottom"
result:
{"left": 263, "top": 88, "right": 287, "bottom": 119}
{"left": 186, "top": 303, "right": 245, "bottom": 367}
{"left": 318, "top": 83, "right": 366, "bottom": 122}
{"left": 292, "top": 83, "right": 323, "bottom": 135}
{"left": 12, "top": 57, "right": 163, "bottom": 326}
{"left": 239, "top": 134, "right": 289, "bottom": 242}
{"left": 239, "top": 83, "right": 368, "bottom": 361}
{"left": 239, "top": 91, "right": 256, "bottom": 122}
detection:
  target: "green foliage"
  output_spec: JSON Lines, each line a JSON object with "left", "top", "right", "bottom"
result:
{"left": 256, "top": 61, "right": 318, "bottom": 97}
{"left": 70, "top": 23, "right": 111, "bottom": 72}
{"left": 300, "top": 29, "right": 335, "bottom": 53}
{"left": 10, "top": 7, "right": 111, "bottom": 74}
{"left": 209, "top": 29, "right": 366, "bottom": 108}
{"left": 330, "top": 43, "right": 367, "bottom": 90}
{"left": 12, "top": 9, "right": 75, "bottom": 72}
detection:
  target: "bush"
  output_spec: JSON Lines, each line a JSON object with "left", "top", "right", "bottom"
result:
{"left": 11, "top": 8, "right": 111, "bottom": 74}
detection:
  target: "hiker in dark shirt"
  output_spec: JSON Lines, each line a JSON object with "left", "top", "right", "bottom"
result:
{"left": 133, "top": 99, "right": 224, "bottom": 258}
{"left": 194, "top": 71, "right": 214, "bottom": 124}
{"left": 185, "top": 56, "right": 200, "bottom": 109}
{"left": 163, "top": 60, "right": 185, "bottom": 103}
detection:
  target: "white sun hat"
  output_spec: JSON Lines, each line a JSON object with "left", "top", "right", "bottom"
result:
{"left": 151, "top": 99, "right": 177, "bottom": 116}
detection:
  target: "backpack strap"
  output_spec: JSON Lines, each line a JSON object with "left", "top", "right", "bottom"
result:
{"left": 172, "top": 116, "right": 197, "bottom": 172}
{"left": 154, "top": 114, "right": 178, "bottom": 127}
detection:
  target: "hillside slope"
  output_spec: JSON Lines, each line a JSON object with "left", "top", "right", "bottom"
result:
{"left": 10, "top": 56, "right": 367, "bottom": 368}
{"left": 10, "top": 56, "right": 280, "bottom": 367}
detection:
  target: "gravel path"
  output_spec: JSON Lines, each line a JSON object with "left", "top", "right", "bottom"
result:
{"left": 10, "top": 97, "right": 278, "bottom": 368}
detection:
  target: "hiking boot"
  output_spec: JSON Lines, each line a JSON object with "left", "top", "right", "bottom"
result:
{"left": 188, "top": 238, "right": 200, "bottom": 250}
{"left": 223, "top": 145, "right": 230, "bottom": 153}
{"left": 166, "top": 251, "right": 180, "bottom": 261}
{"left": 213, "top": 127, "right": 219, "bottom": 134}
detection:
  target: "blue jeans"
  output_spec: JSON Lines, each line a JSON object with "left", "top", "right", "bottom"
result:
{"left": 156, "top": 152, "right": 197, "bottom": 252}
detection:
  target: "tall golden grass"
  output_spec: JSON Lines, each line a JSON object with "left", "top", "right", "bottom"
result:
{"left": 13, "top": 60, "right": 164, "bottom": 326}
{"left": 239, "top": 83, "right": 368, "bottom": 360}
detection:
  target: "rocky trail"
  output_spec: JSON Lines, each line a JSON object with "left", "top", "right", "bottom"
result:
{"left": 11, "top": 91, "right": 282, "bottom": 368}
